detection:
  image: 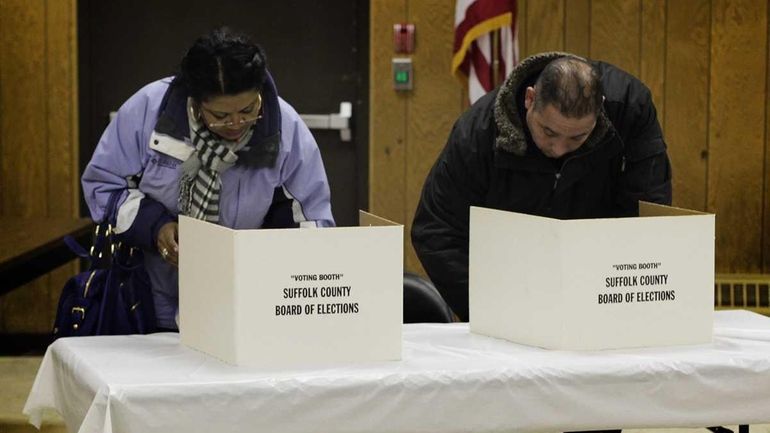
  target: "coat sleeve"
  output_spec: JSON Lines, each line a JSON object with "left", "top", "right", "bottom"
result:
{"left": 411, "top": 121, "right": 489, "bottom": 322}
{"left": 271, "top": 101, "right": 335, "bottom": 228}
{"left": 81, "top": 84, "right": 174, "bottom": 250}
{"left": 612, "top": 84, "right": 672, "bottom": 216}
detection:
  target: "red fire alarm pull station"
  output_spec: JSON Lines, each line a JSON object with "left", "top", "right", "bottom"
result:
{"left": 393, "top": 23, "right": 415, "bottom": 54}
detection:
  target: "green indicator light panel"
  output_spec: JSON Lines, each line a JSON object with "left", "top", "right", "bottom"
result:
{"left": 392, "top": 58, "right": 413, "bottom": 91}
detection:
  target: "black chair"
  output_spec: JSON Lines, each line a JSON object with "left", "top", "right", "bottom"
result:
{"left": 403, "top": 272, "right": 454, "bottom": 323}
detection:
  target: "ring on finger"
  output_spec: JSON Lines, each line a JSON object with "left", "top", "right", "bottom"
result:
{"left": 161, "top": 247, "right": 169, "bottom": 257}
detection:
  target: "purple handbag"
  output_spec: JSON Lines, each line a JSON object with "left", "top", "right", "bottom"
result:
{"left": 53, "top": 190, "right": 156, "bottom": 338}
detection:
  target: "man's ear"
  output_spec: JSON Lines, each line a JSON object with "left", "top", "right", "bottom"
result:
{"left": 524, "top": 86, "right": 536, "bottom": 111}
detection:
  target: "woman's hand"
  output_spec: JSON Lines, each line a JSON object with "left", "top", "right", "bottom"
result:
{"left": 156, "top": 222, "right": 179, "bottom": 267}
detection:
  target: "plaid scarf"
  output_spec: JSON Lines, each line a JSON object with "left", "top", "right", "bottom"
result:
{"left": 178, "top": 126, "right": 239, "bottom": 222}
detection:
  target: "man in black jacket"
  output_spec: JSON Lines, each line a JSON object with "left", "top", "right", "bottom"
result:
{"left": 412, "top": 52, "right": 672, "bottom": 322}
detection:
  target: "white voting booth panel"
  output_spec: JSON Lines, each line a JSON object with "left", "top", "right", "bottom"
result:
{"left": 469, "top": 202, "right": 715, "bottom": 350}
{"left": 178, "top": 212, "right": 403, "bottom": 367}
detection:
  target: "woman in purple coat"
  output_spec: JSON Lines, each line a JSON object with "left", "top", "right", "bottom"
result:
{"left": 82, "top": 27, "right": 335, "bottom": 330}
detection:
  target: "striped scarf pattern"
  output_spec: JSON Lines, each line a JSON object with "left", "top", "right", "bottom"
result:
{"left": 178, "top": 126, "right": 238, "bottom": 222}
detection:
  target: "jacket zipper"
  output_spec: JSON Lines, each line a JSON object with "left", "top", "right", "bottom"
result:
{"left": 549, "top": 146, "right": 598, "bottom": 207}
{"left": 546, "top": 131, "right": 619, "bottom": 210}
{"left": 551, "top": 141, "right": 609, "bottom": 192}
{"left": 552, "top": 154, "right": 577, "bottom": 192}
{"left": 552, "top": 172, "right": 561, "bottom": 190}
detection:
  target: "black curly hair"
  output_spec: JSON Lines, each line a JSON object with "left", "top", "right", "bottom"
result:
{"left": 175, "top": 27, "right": 268, "bottom": 102}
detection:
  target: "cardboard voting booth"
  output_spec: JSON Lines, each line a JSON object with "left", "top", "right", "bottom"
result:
{"left": 469, "top": 202, "right": 715, "bottom": 350}
{"left": 178, "top": 211, "right": 403, "bottom": 367}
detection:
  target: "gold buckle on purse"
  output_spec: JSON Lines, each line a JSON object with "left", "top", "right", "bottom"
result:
{"left": 71, "top": 306, "right": 85, "bottom": 320}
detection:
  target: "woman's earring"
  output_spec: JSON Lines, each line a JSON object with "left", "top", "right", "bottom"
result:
{"left": 189, "top": 104, "right": 202, "bottom": 123}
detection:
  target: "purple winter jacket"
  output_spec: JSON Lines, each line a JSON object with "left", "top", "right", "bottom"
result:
{"left": 82, "top": 76, "right": 335, "bottom": 329}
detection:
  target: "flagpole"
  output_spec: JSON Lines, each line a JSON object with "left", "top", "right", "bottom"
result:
{"left": 491, "top": 28, "right": 500, "bottom": 88}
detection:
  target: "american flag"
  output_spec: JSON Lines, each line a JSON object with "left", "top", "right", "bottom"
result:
{"left": 452, "top": 0, "right": 519, "bottom": 104}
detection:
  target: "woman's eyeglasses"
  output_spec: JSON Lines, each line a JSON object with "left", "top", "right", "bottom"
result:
{"left": 205, "top": 115, "right": 262, "bottom": 128}
{"left": 192, "top": 93, "right": 263, "bottom": 129}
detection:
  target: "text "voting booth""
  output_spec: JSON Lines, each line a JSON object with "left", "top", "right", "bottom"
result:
{"left": 179, "top": 212, "right": 403, "bottom": 367}
{"left": 469, "top": 202, "right": 715, "bottom": 350}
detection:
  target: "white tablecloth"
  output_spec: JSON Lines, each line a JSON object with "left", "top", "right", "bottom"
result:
{"left": 24, "top": 310, "right": 770, "bottom": 433}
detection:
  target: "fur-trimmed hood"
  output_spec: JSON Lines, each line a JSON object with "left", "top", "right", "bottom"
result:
{"left": 493, "top": 51, "right": 612, "bottom": 156}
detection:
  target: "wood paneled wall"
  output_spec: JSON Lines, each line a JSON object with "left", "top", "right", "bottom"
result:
{"left": 0, "top": 0, "right": 79, "bottom": 333}
{"left": 370, "top": 0, "right": 465, "bottom": 274}
{"left": 370, "top": 0, "right": 770, "bottom": 275}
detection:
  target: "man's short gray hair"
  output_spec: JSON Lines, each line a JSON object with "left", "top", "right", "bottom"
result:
{"left": 533, "top": 56, "right": 603, "bottom": 118}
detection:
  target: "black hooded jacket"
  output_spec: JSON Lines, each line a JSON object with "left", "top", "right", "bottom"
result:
{"left": 411, "top": 52, "right": 672, "bottom": 321}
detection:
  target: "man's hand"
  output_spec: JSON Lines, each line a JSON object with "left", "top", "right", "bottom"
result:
{"left": 156, "top": 222, "right": 179, "bottom": 267}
